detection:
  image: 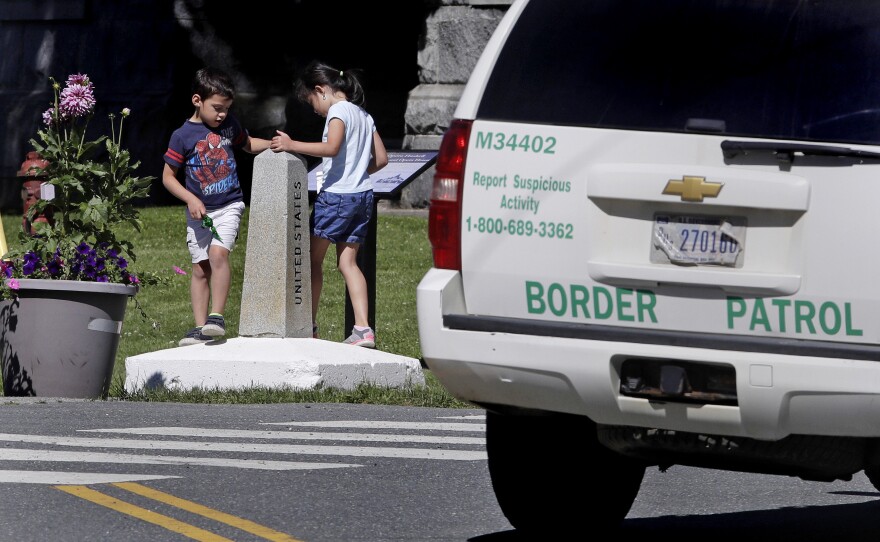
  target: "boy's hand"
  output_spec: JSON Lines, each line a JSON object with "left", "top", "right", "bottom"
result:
{"left": 187, "top": 200, "right": 207, "bottom": 221}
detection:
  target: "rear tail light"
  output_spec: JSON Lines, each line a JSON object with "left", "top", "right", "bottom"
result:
{"left": 429, "top": 119, "right": 472, "bottom": 270}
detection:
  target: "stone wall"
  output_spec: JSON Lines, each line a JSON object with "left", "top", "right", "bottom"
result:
{"left": 396, "top": 0, "right": 513, "bottom": 209}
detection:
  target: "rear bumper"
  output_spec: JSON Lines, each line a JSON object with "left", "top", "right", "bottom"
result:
{"left": 416, "top": 268, "right": 880, "bottom": 440}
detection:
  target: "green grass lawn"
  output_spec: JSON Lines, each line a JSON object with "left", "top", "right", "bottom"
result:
{"left": 0, "top": 205, "right": 469, "bottom": 407}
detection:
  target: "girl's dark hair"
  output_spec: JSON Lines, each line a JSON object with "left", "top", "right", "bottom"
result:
{"left": 192, "top": 67, "right": 236, "bottom": 100}
{"left": 294, "top": 60, "right": 365, "bottom": 107}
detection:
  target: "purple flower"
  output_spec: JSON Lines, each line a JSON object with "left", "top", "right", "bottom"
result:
{"left": 96, "top": 275, "right": 109, "bottom": 283}
{"left": 65, "top": 74, "right": 93, "bottom": 88}
{"left": 45, "top": 258, "right": 62, "bottom": 276}
{"left": 7, "top": 278, "right": 19, "bottom": 290}
{"left": 59, "top": 74, "right": 96, "bottom": 118}
{"left": 116, "top": 257, "right": 128, "bottom": 269}
{"left": 42, "top": 108, "right": 55, "bottom": 126}
{"left": 76, "top": 242, "right": 91, "bottom": 256}
{"left": 22, "top": 252, "right": 40, "bottom": 275}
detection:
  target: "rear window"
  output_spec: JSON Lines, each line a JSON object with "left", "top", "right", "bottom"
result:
{"left": 478, "top": 0, "right": 880, "bottom": 145}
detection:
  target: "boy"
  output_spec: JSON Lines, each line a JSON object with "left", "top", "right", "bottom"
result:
{"left": 163, "top": 67, "right": 270, "bottom": 346}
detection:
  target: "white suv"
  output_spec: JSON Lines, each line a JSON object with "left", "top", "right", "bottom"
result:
{"left": 417, "top": 0, "right": 880, "bottom": 534}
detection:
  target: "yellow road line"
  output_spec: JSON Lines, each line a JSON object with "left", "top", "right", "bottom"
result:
{"left": 113, "top": 482, "right": 303, "bottom": 542}
{"left": 54, "top": 485, "right": 234, "bottom": 542}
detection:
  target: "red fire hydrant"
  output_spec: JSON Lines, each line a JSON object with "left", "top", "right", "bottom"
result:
{"left": 17, "top": 151, "right": 54, "bottom": 235}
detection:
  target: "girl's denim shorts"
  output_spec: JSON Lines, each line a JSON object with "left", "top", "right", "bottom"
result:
{"left": 311, "top": 189, "right": 374, "bottom": 244}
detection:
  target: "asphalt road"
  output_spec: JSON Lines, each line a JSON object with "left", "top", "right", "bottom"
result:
{"left": 1, "top": 399, "right": 879, "bottom": 541}
{"left": 0, "top": 400, "right": 509, "bottom": 542}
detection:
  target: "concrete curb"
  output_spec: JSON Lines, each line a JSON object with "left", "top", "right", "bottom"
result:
{"left": 124, "top": 337, "right": 425, "bottom": 393}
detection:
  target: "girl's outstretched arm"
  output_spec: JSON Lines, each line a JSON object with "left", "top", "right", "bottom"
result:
{"left": 270, "top": 119, "right": 344, "bottom": 158}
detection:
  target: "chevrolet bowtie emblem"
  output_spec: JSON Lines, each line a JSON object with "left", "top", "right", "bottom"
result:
{"left": 662, "top": 175, "right": 723, "bottom": 202}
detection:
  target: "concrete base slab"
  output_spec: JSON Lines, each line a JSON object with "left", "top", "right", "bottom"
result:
{"left": 124, "top": 337, "right": 425, "bottom": 393}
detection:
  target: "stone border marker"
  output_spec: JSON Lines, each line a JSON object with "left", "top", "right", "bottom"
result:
{"left": 239, "top": 150, "right": 311, "bottom": 338}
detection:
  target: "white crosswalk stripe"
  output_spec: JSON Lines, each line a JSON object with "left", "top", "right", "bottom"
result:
{"left": 262, "top": 420, "right": 486, "bottom": 432}
{"left": 0, "top": 432, "right": 486, "bottom": 460}
{"left": 0, "top": 470, "right": 176, "bottom": 485}
{"left": 0, "top": 447, "right": 359, "bottom": 470}
{"left": 82, "top": 426, "right": 485, "bottom": 445}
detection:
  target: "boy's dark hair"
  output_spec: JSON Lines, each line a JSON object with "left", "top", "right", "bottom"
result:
{"left": 295, "top": 60, "right": 365, "bottom": 107}
{"left": 192, "top": 67, "right": 236, "bottom": 100}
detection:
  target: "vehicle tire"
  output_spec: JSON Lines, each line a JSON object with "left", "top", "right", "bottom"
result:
{"left": 485, "top": 410, "right": 645, "bottom": 535}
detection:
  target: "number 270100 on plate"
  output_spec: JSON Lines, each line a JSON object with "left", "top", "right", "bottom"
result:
{"left": 651, "top": 214, "right": 746, "bottom": 267}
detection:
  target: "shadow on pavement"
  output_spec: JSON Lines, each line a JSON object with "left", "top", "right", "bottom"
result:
{"left": 469, "top": 497, "right": 880, "bottom": 541}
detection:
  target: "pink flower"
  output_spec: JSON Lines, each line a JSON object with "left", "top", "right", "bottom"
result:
{"left": 172, "top": 266, "right": 187, "bottom": 275}
{"left": 42, "top": 108, "right": 55, "bottom": 126}
{"left": 59, "top": 75, "right": 96, "bottom": 118}
{"left": 65, "top": 73, "right": 93, "bottom": 89}
{"left": 7, "top": 278, "right": 19, "bottom": 290}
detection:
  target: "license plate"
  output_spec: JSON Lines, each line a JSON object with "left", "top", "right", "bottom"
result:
{"left": 651, "top": 215, "right": 746, "bottom": 267}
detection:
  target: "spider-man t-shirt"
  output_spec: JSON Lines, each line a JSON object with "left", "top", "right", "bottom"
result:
{"left": 163, "top": 115, "right": 248, "bottom": 210}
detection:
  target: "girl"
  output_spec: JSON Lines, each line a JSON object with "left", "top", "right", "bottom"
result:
{"left": 270, "top": 60, "right": 388, "bottom": 347}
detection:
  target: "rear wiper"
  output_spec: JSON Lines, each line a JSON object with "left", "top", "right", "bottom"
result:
{"left": 721, "top": 140, "right": 880, "bottom": 168}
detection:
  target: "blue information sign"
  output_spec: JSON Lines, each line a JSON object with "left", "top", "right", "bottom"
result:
{"left": 307, "top": 150, "right": 438, "bottom": 197}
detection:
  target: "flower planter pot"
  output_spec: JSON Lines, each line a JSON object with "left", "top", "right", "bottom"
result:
{"left": 0, "top": 279, "right": 136, "bottom": 399}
